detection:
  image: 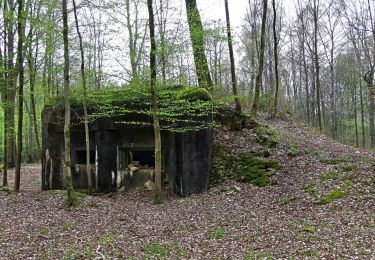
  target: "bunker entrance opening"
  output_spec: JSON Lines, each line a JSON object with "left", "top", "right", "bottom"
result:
{"left": 118, "top": 148, "right": 155, "bottom": 170}
{"left": 75, "top": 150, "right": 95, "bottom": 164}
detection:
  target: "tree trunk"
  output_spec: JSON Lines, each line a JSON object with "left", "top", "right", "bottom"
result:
{"left": 27, "top": 104, "right": 33, "bottom": 163}
{"left": 354, "top": 82, "right": 359, "bottom": 147}
{"left": 2, "top": 0, "right": 8, "bottom": 185}
{"left": 62, "top": 0, "right": 77, "bottom": 207}
{"left": 147, "top": 0, "right": 162, "bottom": 203}
{"left": 369, "top": 90, "right": 375, "bottom": 148}
{"left": 14, "top": 0, "right": 25, "bottom": 192}
{"left": 250, "top": 0, "right": 268, "bottom": 118}
{"left": 125, "top": 0, "right": 138, "bottom": 80}
{"left": 224, "top": 0, "right": 242, "bottom": 113}
{"left": 6, "top": 0, "right": 16, "bottom": 169}
{"left": 73, "top": 0, "right": 92, "bottom": 193}
{"left": 185, "top": 0, "right": 213, "bottom": 90}
{"left": 313, "top": 0, "right": 323, "bottom": 132}
{"left": 271, "top": 0, "right": 279, "bottom": 118}
{"left": 360, "top": 80, "right": 365, "bottom": 147}
{"left": 2, "top": 90, "right": 8, "bottom": 187}
{"left": 27, "top": 27, "right": 41, "bottom": 160}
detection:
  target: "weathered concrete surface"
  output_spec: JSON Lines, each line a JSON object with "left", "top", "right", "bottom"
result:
{"left": 42, "top": 106, "right": 212, "bottom": 196}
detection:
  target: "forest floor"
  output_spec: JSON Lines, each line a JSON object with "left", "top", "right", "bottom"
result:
{"left": 0, "top": 114, "right": 374, "bottom": 259}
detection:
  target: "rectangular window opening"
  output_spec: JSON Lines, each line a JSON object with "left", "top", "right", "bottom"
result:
{"left": 118, "top": 148, "right": 155, "bottom": 170}
{"left": 75, "top": 150, "right": 95, "bottom": 164}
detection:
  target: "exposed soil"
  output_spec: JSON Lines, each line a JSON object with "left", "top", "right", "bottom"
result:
{"left": 0, "top": 115, "right": 374, "bottom": 259}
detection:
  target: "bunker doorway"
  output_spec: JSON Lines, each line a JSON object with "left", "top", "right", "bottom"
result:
{"left": 117, "top": 147, "right": 166, "bottom": 190}
{"left": 118, "top": 148, "right": 155, "bottom": 170}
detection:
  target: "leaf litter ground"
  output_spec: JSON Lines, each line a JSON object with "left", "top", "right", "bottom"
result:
{"left": 0, "top": 115, "right": 374, "bottom": 259}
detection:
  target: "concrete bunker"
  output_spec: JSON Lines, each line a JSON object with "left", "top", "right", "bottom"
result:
{"left": 42, "top": 86, "right": 213, "bottom": 196}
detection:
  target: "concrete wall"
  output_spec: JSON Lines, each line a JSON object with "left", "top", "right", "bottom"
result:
{"left": 42, "top": 107, "right": 213, "bottom": 196}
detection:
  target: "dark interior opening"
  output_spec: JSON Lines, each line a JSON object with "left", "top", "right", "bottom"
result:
{"left": 133, "top": 150, "right": 155, "bottom": 167}
{"left": 76, "top": 150, "right": 95, "bottom": 164}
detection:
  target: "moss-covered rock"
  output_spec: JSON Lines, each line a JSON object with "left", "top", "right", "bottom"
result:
{"left": 231, "top": 153, "right": 281, "bottom": 186}
{"left": 177, "top": 87, "right": 212, "bottom": 101}
{"left": 254, "top": 125, "right": 281, "bottom": 148}
{"left": 214, "top": 107, "right": 258, "bottom": 131}
{"left": 211, "top": 146, "right": 281, "bottom": 187}
{"left": 210, "top": 144, "right": 232, "bottom": 186}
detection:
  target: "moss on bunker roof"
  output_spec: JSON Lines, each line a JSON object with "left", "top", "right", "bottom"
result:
{"left": 45, "top": 85, "right": 212, "bottom": 109}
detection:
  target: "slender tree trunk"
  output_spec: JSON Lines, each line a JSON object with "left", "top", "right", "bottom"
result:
{"left": 354, "top": 82, "right": 359, "bottom": 147}
{"left": 360, "top": 80, "right": 365, "bottom": 147}
{"left": 2, "top": 0, "right": 8, "bottom": 184}
{"left": 147, "top": 0, "right": 162, "bottom": 202}
{"left": 158, "top": 0, "right": 168, "bottom": 82}
{"left": 313, "top": 0, "right": 322, "bottom": 132}
{"left": 2, "top": 91, "right": 8, "bottom": 187}
{"left": 62, "top": 0, "right": 77, "bottom": 206}
{"left": 311, "top": 65, "right": 316, "bottom": 125}
{"left": 224, "top": 0, "right": 242, "bottom": 113}
{"left": 271, "top": 0, "right": 279, "bottom": 118}
{"left": 27, "top": 33, "right": 41, "bottom": 159}
{"left": 368, "top": 88, "right": 375, "bottom": 148}
{"left": 368, "top": 0, "right": 375, "bottom": 148}
{"left": 14, "top": 0, "right": 25, "bottom": 192}
{"left": 185, "top": 0, "right": 213, "bottom": 90}
{"left": 267, "top": 26, "right": 274, "bottom": 98}
{"left": 73, "top": 0, "right": 92, "bottom": 193}
{"left": 249, "top": 13, "right": 257, "bottom": 95}
{"left": 251, "top": 0, "right": 268, "bottom": 118}
{"left": 6, "top": 0, "right": 16, "bottom": 169}
{"left": 125, "top": 0, "right": 137, "bottom": 80}
{"left": 27, "top": 104, "right": 33, "bottom": 162}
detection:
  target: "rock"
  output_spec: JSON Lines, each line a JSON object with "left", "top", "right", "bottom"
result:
{"left": 215, "top": 107, "right": 258, "bottom": 131}
{"left": 118, "top": 186, "right": 126, "bottom": 192}
{"left": 233, "top": 186, "right": 241, "bottom": 192}
{"left": 131, "top": 161, "right": 140, "bottom": 166}
{"left": 144, "top": 180, "right": 155, "bottom": 191}
{"left": 130, "top": 166, "right": 138, "bottom": 172}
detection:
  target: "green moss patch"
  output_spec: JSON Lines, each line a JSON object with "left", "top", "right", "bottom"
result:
{"left": 320, "top": 170, "right": 339, "bottom": 181}
{"left": 318, "top": 188, "right": 348, "bottom": 205}
{"left": 232, "top": 153, "right": 281, "bottom": 186}
{"left": 303, "top": 183, "right": 317, "bottom": 197}
{"left": 144, "top": 243, "right": 170, "bottom": 258}
{"left": 320, "top": 158, "right": 348, "bottom": 165}
{"left": 177, "top": 87, "right": 212, "bottom": 101}
{"left": 288, "top": 142, "right": 305, "bottom": 157}
{"left": 211, "top": 145, "right": 281, "bottom": 187}
{"left": 318, "top": 180, "right": 353, "bottom": 205}
{"left": 254, "top": 126, "right": 281, "bottom": 148}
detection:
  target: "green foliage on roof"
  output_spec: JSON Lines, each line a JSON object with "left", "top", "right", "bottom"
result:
{"left": 45, "top": 85, "right": 213, "bottom": 132}
{"left": 46, "top": 85, "right": 211, "bottom": 107}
